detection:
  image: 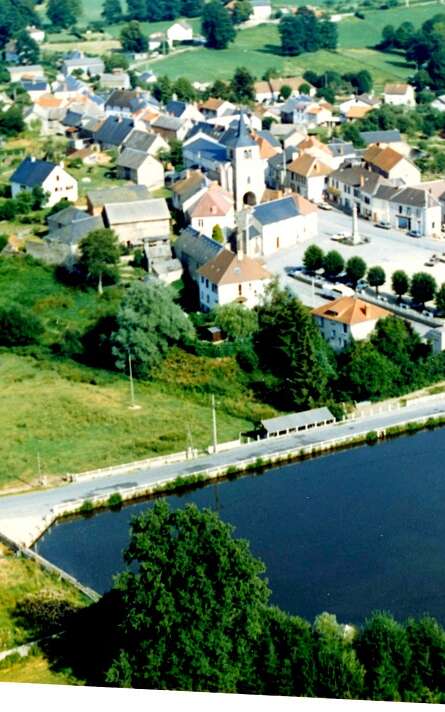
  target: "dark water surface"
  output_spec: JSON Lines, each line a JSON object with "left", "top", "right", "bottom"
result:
{"left": 34, "top": 430, "right": 445, "bottom": 624}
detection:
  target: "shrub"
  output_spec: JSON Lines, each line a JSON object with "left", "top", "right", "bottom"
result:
{"left": 366, "top": 431, "right": 378, "bottom": 445}
{"left": 0, "top": 304, "right": 43, "bottom": 346}
{"left": 108, "top": 492, "right": 123, "bottom": 509}
{"left": 79, "top": 499, "right": 94, "bottom": 513}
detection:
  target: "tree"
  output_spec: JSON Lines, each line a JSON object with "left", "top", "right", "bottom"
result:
{"left": 101, "top": 0, "right": 122, "bottom": 23}
{"left": 230, "top": 66, "right": 255, "bottom": 103}
{"left": 78, "top": 228, "right": 120, "bottom": 294}
{"left": 303, "top": 244, "right": 324, "bottom": 274}
{"left": 153, "top": 75, "right": 173, "bottom": 104}
{"left": 0, "top": 305, "right": 43, "bottom": 346}
{"left": 410, "top": 271, "right": 437, "bottom": 307}
{"left": 436, "top": 283, "right": 445, "bottom": 315}
{"left": 341, "top": 122, "right": 365, "bottom": 147}
{"left": 126, "top": 0, "right": 147, "bottom": 20}
{"left": 213, "top": 303, "right": 259, "bottom": 341}
{"left": 202, "top": 1, "right": 236, "bottom": 49}
{"left": 173, "top": 77, "right": 196, "bottom": 102}
{"left": 212, "top": 224, "right": 224, "bottom": 244}
{"left": 255, "top": 283, "right": 333, "bottom": 409}
{"left": 279, "top": 84, "right": 292, "bottom": 100}
{"left": 323, "top": 250, "right": 344, "bottom": 279}
{"left": 391, "top": 270, "right": 410, "bottom": 301}
{"left": 181, "top": 0, "right": 204, "bottom": 16}
{"left": 0, "top": 106, "right": 24, "bottom": 136}
{"left": 104, "top": 53, "right": 129, "bottom": 73}
{"left": 120, "top": 21, "right": 148, "bottom": 52}
{"left": 370, "top": 316, "right": 424, "bottom": 388}
{"left": 232, "top": 0, "right": 252, "bottom": 24}
{"left": 105, "top": 501, "right": 271, "bottom": 691}
{"left": 47, "top": 0, "right": 81, "bottom": 28}
{"left": 405, "top": 616, "right": 445, "bottom": 701}
{"left": 346, "top": 256, "right": 367, "bottom": 288}
{"left": 15, "top": 30, "right": 39, "bottom": 65}
{"left": 356, "top": 612, "right": 411, "bottom": 701}
{"left": 313, "top": 613, "right": 365, "bottom": 699}
{"left": 0, "top": 0, "right": 39, "bottom": 47}
{"left": 317, "top": 18, "right": 338, "bottom": 50}
{"left": 112, "top": 280, "right": 195, "bottom": 378}
{"left": 342, "top": 342, "right": 400, "bottom": 401}
{"left": 367, "top": 266, "right": 385, "bottom": 295}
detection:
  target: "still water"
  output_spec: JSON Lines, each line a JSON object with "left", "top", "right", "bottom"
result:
{"left": 34, "top": 429, "right": 445, "bottom": 624}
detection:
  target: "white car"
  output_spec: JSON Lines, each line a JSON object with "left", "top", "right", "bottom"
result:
{"left": 318, "top": 202, "right": 332, "bottom": 211}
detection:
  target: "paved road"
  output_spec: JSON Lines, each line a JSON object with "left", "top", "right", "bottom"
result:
{"left": 1, "top": 395, "right": 445, "bottom": 546}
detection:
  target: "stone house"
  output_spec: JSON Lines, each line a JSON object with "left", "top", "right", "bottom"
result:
{"left": 102, "top": 198, "right": 171, "bottom": 245}
{"left": 197, "top": 248, "right": 271, "bottom": 311}
{"left": 312, "top": 296, "right": 389, "bottom": 351}
{"left": 10, "top": 157, "right": 78, "bottom": 207}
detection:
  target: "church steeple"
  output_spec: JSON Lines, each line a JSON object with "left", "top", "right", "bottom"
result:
{"left": 234, "top": 110, "right": 256, "bottom": 149}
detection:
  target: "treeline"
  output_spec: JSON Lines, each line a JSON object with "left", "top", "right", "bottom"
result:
{"left": 0, "top": 0, "right": 40, "bottom": 48}
{"left": 279, "top": 8, "right": 338, "bottom": 56}
{"left": 303, "top": 68, "right": 373, "bottom": 104}
{"left": 37, "top": 501, "right": 445, "bottom": 701}
{"left": 125, "top": 0, "right": 203, "bottom": 22}
{"left": 378, "top": 13, "right": 445, "bottom": 91}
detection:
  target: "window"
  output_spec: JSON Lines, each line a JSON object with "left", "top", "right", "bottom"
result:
{"left": 206, "top": 279, "right": 209, "bottom": 288}
{"left": 399, "top": 205, "right": 403, "bottom": 213}
{"left": 343, "top": 324, "right": 347, "bottom": 333}
{"left": 243, "top": 150, "right": 252, "bottom": 159}
{"left": 238, "top": 284, "right": 242, "bottom": 296}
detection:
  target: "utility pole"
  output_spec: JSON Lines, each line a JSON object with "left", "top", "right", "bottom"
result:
{"left": 211, "top": 394, "right": 218, "bottom": 454}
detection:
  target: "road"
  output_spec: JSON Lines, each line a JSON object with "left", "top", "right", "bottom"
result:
{"left": 1, "top": 395, "right": 445, "bottom": 547}
{"left": 264, "top": 206, "right": 445, "bottom": 335}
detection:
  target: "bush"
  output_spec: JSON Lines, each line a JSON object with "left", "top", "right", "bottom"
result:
{"left": 366, "top": 430, "right": 378, "bottom": 445}
{"left": 107, "top": 492, "right": 123, "bottom": 509}
{"left": 0, "top": 304, "right": 43, "bottom": 346}
{"left": 79, "top": 499, "right": 94, "bottom": 513}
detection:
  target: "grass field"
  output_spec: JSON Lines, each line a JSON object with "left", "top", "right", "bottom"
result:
{"left": 0, "top": 653, "right": 81, "bottom": 685}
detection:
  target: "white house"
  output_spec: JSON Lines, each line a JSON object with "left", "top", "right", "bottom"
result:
{"left": 197, "top": 248, "right": 271, "bottom": 311}
{"left": 250, "top": 0, "right": 272, "bottom": 21}
{"left": 61, "top": 52, "right": 104, "bottom": 77}
{"left": 116, "top": 150, "right": 165, "bottom": 190}
{"left": 383, "top": 83, "right": 416, "bottom": 107}
{"left": 189, "top": 183, "right": 235, "bottom": 239}
{"left": 10, "top": 157, "right": 78, "bottom": 207}
{"left": 286, "top": 154, "right": 333, "bottom": 203}
{"left": 102, "top": 198, "right": 171, "bottom": 245}
{"left": 312, "top": 296, "right": 389, "bottom": 352}
{"left": 254, "top": 77, "right": 316, "bottom": 103}
{"left": 242, "top": 194, "right": 317, "bottom": 256}
{"left": 7, "top": 64, "right": 44, "bottom": 82}
{"left": 166, "top": 21, "right": 193, "bottom": 47}
{"left": 363, "top": 144, "right": 421, "bottom": 186}
{"left": 372, "top": 185, "right": 442, "bottom": 237}
{"left": 171, "top": 170, "right": 210, "bottom": 213}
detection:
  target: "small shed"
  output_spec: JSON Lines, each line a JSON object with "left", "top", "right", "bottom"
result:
{"left": 260, "top": 407, "right": 335, "bottom": 438}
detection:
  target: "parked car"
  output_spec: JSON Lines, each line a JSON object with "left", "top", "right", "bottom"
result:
{"left": 356, "top": 279, "right": 368, "bottom": 290}
{"left": 425, "top": 260, "right": 435, "bottom": 267}
{"left": 376, "top": 220, "right": 391, "bottom": 230}
{"left": 399, "top": 303, "right": 410, "bottom": 311}
{"left": 423, "top": 308, "right": 435, "bottom": 317}
{"left": 318, "top": 202, "right": 332, "bottom": 211}
{"left": 408, "top": 229, "right": 422, "bottom": 238}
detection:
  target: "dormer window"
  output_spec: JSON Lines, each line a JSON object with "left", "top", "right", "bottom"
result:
{"left": 243, "top": 150, "right": 252, "bottom": 159}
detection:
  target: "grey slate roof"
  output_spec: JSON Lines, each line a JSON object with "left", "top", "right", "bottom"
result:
{"left": 124, "top": 130, "right": 159, "bottom": 152}
{"left": 330, "top": 166, "right": 387, "bottom": 194}
{"left": 174, "top": 227, "right": 223, "bottom": 266}
{"left": 47, "top": 207, "right": 87, "bottom": 231}
{"left": 21, "top": 80, "right": 48, "bottom": 92}
{"left": 222, "top": 111, "right": 256, "bottom": 149}
{"left": 328, "top": 141, "right": 356, "bottom": 158}
{"left": 261, "top": 407, "right": 335, "bottom": 434}
{"left": 152, "top": 114, "right": 183, "bottom": 131}
{"left": 257, "top": 129, "right": 281, "bottom": 149}
{"left": 46, "top": 215, "right": 103, "bottom": 247}
{"left": 104, "top": 89, "right": 146, "bottom": 112}
{"left": 95, "top": 116, "right": 134, "bottom": 146}
{"left": 87, "top": 184, "right": 150, "bottom": 208}
{"left": 10, "top": 157, "right": 57, "bottom": 187}
{"left": 104, "top": 198, "right": 170, "bottom": 224}
{"left": 165, "top": 100, "right": 188, "bottom": 117}
{"left": 359, "top": 130, "right": 402, "bottom": 145}
{"left": 117, "top": 147, "right": 151, "bottom": 170}
{"left": 389, "top": 186, "right": 437, "bottom": 208}
{"left": 253, "top": 196, "right": 299, "bottom": 226}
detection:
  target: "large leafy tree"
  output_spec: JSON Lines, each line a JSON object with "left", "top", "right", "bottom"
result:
{"left": 391, "top": 270, "right": 410, "bottom": 301}
{"left": 313, "top": 613, "right": 365, "bottom": 700}
{"left": 47, "top": 0, "right": 82, "bottom": 29}
{"left": 0, "top": 0, "right": 38, "bottom": 48}
{"left": 106, "top": 501, "right": 271, "bottom": 691}
{"left": 15, "top": 29, "right": 39, "bottom": 64}
{"left": 367, "top": 265, "right": 385, "bottom": 295}
{"left": 405, "top": 616, "right": 445, "bottom": 701}
{"left": 356, "top": 611, "right": 411, "bottom": 701}
{"left": 303, "top": 244, "right": 324, "bottom": 274}
{"left": 202, "top": 1, "right": 236, "bottom": 49}
{"left": 230, "top": 66, "right": 255, "bottom": 102}
{"left": 0, "top": 304, "right": 43, "bottom": 346}
{"left": 323, "top": 250, "right": 344, "bottom": 280}
{"left": 341, "top": 342, "right": 400, "bottom": 401}
{"left": 112, "top": 280, "right": 195, "bottom": 378}
{"left": 79, "top": 228, "right": 120, "bottom": 294}
{"left": 213, "top": 303, "right": 258, "bottom": 341}
{"left": 346, "top": 256, "right": 366, "bottom": 288}
{"left": 119, "top": 21, "right": 148, "bottom": 52}
{"left": 101, "top": 0, "right": 123, "bottom": 24}
{"left": 181, "top": 0, "right": 204, "bottom": 16}
{"left": 232, "top": 0, "right": 252, "bottom": 25}
{"left": 410, "top": 271, "right": 437, "bottom": 307}
{"left": 255, "top": 283, "right": 333, "bottom": 409}
{"left": 370, "top": 316, "right": 425, "bottom": 388}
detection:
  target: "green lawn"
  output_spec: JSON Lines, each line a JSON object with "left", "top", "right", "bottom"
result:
{"left": 337, "top": 2, "right": 445, "bottom": 49}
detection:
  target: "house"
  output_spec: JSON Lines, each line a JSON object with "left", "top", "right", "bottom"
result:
{"left": 363, "top": 144, "right": 421, "bottom": 185}
{"left": 45, "top": 206, "right": 103, "bottom": 258}
{"left": 21, "top": 78, "right": 50, "bottom": 101}
{"left": 165, "top": 100, "right": 203, "bottom": 123}
{"left": 102, "top": 198, "right": 171, "bottom": 245}
{"left": 250, "top": 0, "right": 272, "bottom": 21}
{"left": 171, "top": 170, "right": 209, "bottom": 212}
{"left": 197, "top": 248, "right": 271, "bottom": 311}
{"left": 151, "top": 114, "right": 191, "bottom": 141}
{"left": 189, "top": 182, "right": 235, "bottom": 239}
{"left": 166, "top": 21, "right": 193, "bottom": 47}
{"left": 86, "top": 184, "right": 150, "bottom": 216}
{"left": 52, "top": 75, "right": 91, "bottom": 99}
{"left": 327, "top": 140, "right": 358, "bottom": 169}
{"left": 149, "top": 32, "right": 165, "bottom": 52}
{"left": 104, "top": 89, "right": 150, "bottom": 118}
{"left": 116, "top": 150, "right": 164, "bottom": 190}
{"left": 10, "top": 157, "right": 78, "bottom": 207}
{"left": 383, "top": 83, "right": 416, "bottom": 107}
{"left": 27, "top": 26, "right": 45, "bottom": 43}
{"left": 198, "top": 98, "right": 235, "bottom": 119}
{"left": 254, "top": 77, "right": 316, "bottom": 103}
{"left": 281, "top": 96, "right": 332, "bottom": 127}
{"left": 341, "top": 104, "right": 374, "bottom": 122}
{"left": 94, "top": 116, "right": 134, "bottom": 149}
{"left": 327, "top": 165, "right": 389, "bottom": 216}
{"left": 359, "top": 130, "right": 411, "bottom": 157}
{"left": 286, "top": 154, "right": 333, "bottom": 202}
{"left": 7, "top": 65, "right": 44, "bottom": 82}
{"left": 23, "top": 94, "right": 66, "bottom": 135}
{"left": 61, "top": 53, "right": 104, "bottom": 77}
{"left": 240, "top": 194, "right": 316, "bottom": 256}
{"left": 174, "top": 226, "right": 223, "bottom": 282}
{"left": 372, "top": 185, "right": 441, "bottom": 237}
{"left": 338, "top": 94, "right": 380, "bottom": 114}
{"left": 123, "top": 129, "right": 168, "bottom": 156}
{"left": 100, "top": 71, "right": 131, "bottom": 91}
{"left": 312, "top": 296, "right": 389, "bottom": 351}
{"left": 269, "top": 123, "right": 306, "bottom": 149}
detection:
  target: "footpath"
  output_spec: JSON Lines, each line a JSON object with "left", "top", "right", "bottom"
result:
{"left": 1, "top": 390, "right": 445, "bottom": 550}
